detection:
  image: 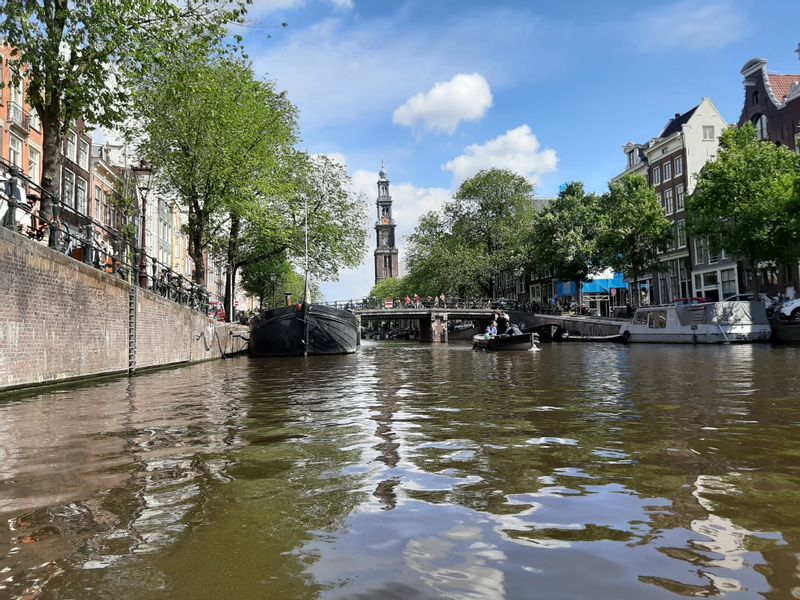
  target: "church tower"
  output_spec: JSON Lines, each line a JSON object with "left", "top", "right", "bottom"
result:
{"left": 374, "top": 163, "right": 399, "bottom": 284}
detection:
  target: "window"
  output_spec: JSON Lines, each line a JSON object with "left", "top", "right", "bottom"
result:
{"left": 66, "top": 130, "right": 77, "bottom": 162}
{"left": 648, "top": 310, "right": 667, "bottom": 329}
{"left": 664, "top": 188, "right": 674, "bottom": 215}
{"left": 754, "top": 115, "right": 768, "bottom": 140}
{"left": 76, "top": 177, "right": 87, "bottom": 214}
{"left": 721, "top": 268, "right": 736, "bottom": 297}
{"left": 652, "top": 166, "right": 661, "bottom": 185}
{"left": 62, "top": 169, "right": 75, "bottom": 208}
{"left": 94, "top": 186, "right": 102, "bottom": 220}
{"left": 694, "top": 237, "right": 708, "bottom": 265}
{"left": 663, "top": 161, "right": 672, "bottom": 181}
{"left": 9, "top": 134, "right": 22, "bottom": 168}
{"left": 753, "top": 90, "right": 759, "bottom": 105}
{"left": 676, "top": 183, "right": 685, "bottom": 211}
{"left": 78, "top": 139, "right": 89, "bottom": 170}
{"left": 674, "top": 156, "right": 683, "bottom": 176}
{"left": 702, "top": 126, "right": 715, "bottom": 141}
{"left": 28, "top": 147, "right": 40, "bottom": 184}
{"left": 677, "top": 220, "right": 687, "bottom": 248}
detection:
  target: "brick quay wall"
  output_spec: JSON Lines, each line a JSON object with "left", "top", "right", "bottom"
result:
{"left": 0, "top": 227, "right": 247, "bottom": 392}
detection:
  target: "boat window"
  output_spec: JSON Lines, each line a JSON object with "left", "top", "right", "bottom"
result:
{"left": 648, "top": 310, "right": 667, "bottom": 328}
{"left": 632, "top": 310, "right": 649, "bottom": 325}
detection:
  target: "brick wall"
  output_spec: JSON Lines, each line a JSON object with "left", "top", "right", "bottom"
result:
{"left": 0, "top": 227, "right": 247, "bottom": 391}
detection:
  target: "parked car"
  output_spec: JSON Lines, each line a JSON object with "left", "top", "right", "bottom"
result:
{"left": 723, "top": 293, "right": 780, "bottom": 317}
{"left": 779, "top": 297, "right": 800, "bottom": 321}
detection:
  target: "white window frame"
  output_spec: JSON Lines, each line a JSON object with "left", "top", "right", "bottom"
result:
{"left": 652, "top": 166, "right": 661, "bottom": 185}
{"left": 702, "top": 125, "right": 715, "bottom": 141}
{"left": 94, "top": 186, "right": 102, "bottom": 221}
{"left": 676, "top": 183, "right": 685, "bottom": 212}
{"left": 663, "top": 161, "right": 672, "bottom": 181}
{"left": 78, "top": 139, "right": 89, "bottom": 170}
{"left": 28, "top": 147, "right": 40, "bottom": 184}
{"left": 9, "top": 133, "right": 23, "bottom": 168}
{"left": 664, "top": 188, "right": 674, "bottom": 216}
{"left": 674, "top": 156, "right": 683, "bottom": 176}
{"left": 677, "top": 220, "right": 687, "bottom": 248}
{"left": 62, "top": 168, "right": 75, "bottom": 208}
{"left": 694, "top": 237, "right": 708, "bottom": 265}
{"left": 66, "top": 130, "right": 77, "bottom": 162}
{"left": 76, "top": 176, "right": 88, "bottom": 214}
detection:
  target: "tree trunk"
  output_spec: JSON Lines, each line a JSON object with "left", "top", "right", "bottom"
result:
{"left": 631, "top": 267, "right": 639, "bottom": 308}
{"left": 188, "top": 228, "right": 206, "bottom": 286}
{"left": 40, "top": 111, "right": 63, "bottom": 248}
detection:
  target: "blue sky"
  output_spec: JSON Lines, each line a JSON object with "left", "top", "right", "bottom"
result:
{"left": 238, "top": 0, "right": 800, "bottom": 300}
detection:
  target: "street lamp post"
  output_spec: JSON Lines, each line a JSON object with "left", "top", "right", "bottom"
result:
{"left": 131, "top": 161, "right": 154, "bottom": 288}
{"left": 270, "top": 272, "right": 277, "bottom": 308}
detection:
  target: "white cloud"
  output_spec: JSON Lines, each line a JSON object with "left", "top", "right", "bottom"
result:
{"left": 245, "top": 0, "right": 353, "bottom": 19}
{"left": 320, "top": 168, "right": 451, "bottom": 300}
{"left": 442, "top": 125, "right": 558, "bottom": 184}
{"left": 629, "top": 0, "right": 750, "bottom": 52}
{"left": 330, "top": 0, "right": 353, "bottom": 10}
{"left": 248, "top": 12, "right": 552, "bottom": 131}
{"left": 393, "top": 73, "right": 493, "bottom": 134}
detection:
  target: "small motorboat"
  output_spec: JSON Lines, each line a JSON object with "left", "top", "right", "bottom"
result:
{"left": 472, "top": 332, "right": 537, "bottom": 351}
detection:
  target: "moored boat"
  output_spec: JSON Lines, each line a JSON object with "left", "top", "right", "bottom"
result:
{"left": 249, "top": 303, "right": 359, "bottom": 357}
{"left": 619, "top": 301, "right": 771, "bottom": 344}
{"left": 472, "top": 332, "right": 537, "bottom": 351}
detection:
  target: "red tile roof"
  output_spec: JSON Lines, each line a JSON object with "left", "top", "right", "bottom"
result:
{"left": 767, "top": 74, "right": 800, "bottom": 103}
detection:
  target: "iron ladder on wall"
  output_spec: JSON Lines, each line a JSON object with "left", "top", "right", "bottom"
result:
{"left": 128, "top": 282, "right": 137, "bottom": 374}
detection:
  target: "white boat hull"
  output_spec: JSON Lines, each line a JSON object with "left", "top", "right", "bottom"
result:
{"left": 619, "top": 301, "right": 771, "bottom": 344}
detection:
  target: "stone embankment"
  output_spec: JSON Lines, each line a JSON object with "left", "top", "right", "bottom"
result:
{"left": 0, "top": 226, "right": 248, "bottom": 392}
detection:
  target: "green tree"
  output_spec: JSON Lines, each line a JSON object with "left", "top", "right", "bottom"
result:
{"left": 368, "top": 276, "right": 410, "bottom": 306}
{"left": 405, "top": 169, "right": 536, "bottom": 298}
{"left": 292, "top": 155, "right": 368, "bottom": 285}
{"left": 240, "top": 258, "right": 318, "bottom": 309}
{"left": 598, "top": 173, "right": 672, "bottom": 306}
{"left": 405, "top": 211, "right": 484, "bottom": 298}
{"left": 687, "top": 123, "right": 800, "bottom": 294}
{"left": 0, "top": 0, "right": 247, "bottom": 239}
{"left": 449, "top": 169, "right": 536, "bottom": 297}
{"left": 135, "top": 53, "right": 299, "bottom": 286}
{"left": 529, "top": 182, "right": 602, "bottom": 305}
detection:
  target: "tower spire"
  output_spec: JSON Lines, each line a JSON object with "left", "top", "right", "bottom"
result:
{"left": 373, "top": 162, "right": 399, "bottom": 284}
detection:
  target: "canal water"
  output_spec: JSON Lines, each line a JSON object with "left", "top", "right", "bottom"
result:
{"left": 2, "top": 342, "right": 800, "bottom": 599}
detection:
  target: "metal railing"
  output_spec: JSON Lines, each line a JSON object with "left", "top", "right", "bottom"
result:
{"left": 7, "top": 101, "right": 31, "bottom": 132}
{"left": 0, "top": 157, "right": 216, "bottom": 315}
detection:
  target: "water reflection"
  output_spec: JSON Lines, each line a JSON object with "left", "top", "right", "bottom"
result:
{"left": 0, "top": 343, "right": 799, "bottom": 598}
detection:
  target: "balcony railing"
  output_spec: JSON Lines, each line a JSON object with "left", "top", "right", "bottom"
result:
{"left": 8, "top": 101, "right": 31, "bottom": 133}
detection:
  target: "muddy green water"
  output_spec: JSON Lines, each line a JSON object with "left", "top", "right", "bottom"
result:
{"left": 2, "top": 342, "right": 800, "bottom": 599}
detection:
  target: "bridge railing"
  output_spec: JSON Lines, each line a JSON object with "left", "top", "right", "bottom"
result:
{"left": 321, "top": 297, "right": 540, "bottom": 312}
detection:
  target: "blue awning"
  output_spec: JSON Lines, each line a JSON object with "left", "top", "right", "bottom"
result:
{"left": 582, "top": 273, "right": 627, "bottom": 294}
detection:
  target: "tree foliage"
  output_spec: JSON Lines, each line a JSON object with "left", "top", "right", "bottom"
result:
{"left": 135, "top": 53, "right": 299, "bottom": 285}
{"left": 368, "top": 276, "right": 411, "bottom": 303}
{"left": 0, "top": 0, "right": 247, "bottom": 216}
{"left": 529, "top": 182, "right": 602, "bottom": 301}
{"left": 405, "top": 169, "right": 536, "bottom": 298}
{"left": 292, "top": 155, "right": 368, "bottom": 283}
{"left": 687, "top": 123, "right": 800, "bottom": 292}
{"left": 598, "top": 173, "right": 672, "bottom": 305}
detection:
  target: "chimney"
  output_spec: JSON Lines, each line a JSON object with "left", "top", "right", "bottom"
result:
{"left": 674, "top": 113, "right": 680, "bottom": 119}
